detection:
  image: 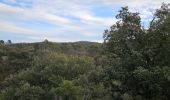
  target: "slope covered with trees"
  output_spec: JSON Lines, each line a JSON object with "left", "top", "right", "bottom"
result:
{"left": 0, "top": 41, "right": 101, "bottom": 82}
{"left": 0, "top": 3, "right": 170, "bottom": 100}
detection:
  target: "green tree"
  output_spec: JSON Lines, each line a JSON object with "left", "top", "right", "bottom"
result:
{"left": 0, "top": 52, "right": 96, "bottom": 100}
{"left": 54, "top": 80, "right": 83, "bottom": 100}
{"left": 7, "top": 40, "right": 12, "bottom": 44}
{"left": 103, "top": 4, "right": 170, "bottom": 100}
{"left": 0, "top": 40, "right": 4, "bottom": 44}
{"left": 0, "top": 82, "right": 45, "bottom": 100}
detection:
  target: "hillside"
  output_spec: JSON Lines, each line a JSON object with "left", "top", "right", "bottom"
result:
{"left": 0, "top": 3, "right": 170, "bottom": 100}
{"left": 12, "top": 41, "right": 101, "bottom": 56}
{"left": 0, "top": 41, "right": 101, "bottom": 83}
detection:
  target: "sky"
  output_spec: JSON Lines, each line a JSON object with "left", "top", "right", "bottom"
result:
{"left": 0, "top": 0, "right": 169, "bottom": 43}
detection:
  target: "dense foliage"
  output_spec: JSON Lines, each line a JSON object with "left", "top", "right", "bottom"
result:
{"left": 103, "top": 3, "right": 170, "bottom": 100}
{"left": 0, "top": 3, "right": 170, "bottom": 100}
{"left": 0, "top": 41, "right": 102, "bottom": 100}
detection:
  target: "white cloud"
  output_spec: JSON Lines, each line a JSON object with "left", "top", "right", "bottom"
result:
{"left": 0, "top": 3, "right": 71, "bottom": 25}
{"left": 0, "top": 0, "right": 169, "bottom": 42}
{"left": 0, "top": 20, "right": 40, "bottom": 35}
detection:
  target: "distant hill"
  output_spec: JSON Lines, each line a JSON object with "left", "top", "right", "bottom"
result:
{"left": 0, "top": 41, "right": 101, "bottom": 82}
{"left": 12, "top": 41, "right": 102, "bottom": 56}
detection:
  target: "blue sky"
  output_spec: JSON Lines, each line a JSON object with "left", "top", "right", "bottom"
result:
{"left": 0, "top": 0, "right": 169, "bottom": 43}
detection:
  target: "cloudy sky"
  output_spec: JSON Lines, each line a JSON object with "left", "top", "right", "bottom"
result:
{"left": 0, "top": 0, "right": 169, "bottom": 43}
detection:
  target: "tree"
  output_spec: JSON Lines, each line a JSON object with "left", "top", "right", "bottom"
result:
{"left": 0, "top": 82, "right": 45, "bottom": 100}
{"left": 44, "top": 39, "right": 48, "bottom": 43}
{"left": 0, "top": 40, "right": 4, "bottom": 44}
{"left": 55, "top": 80, "right": 83, "bottom": 100}
{"left": 103, "top": 4, "right": 170, "bottom": 100}
{"left": 7, "top": 40, "right": 12, "bottom": 44}
{"left": 0, "top": 52, "right": 96, "bottom": 100}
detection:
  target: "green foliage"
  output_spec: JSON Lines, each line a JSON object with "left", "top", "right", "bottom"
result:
{"left": 103, "top": 3, "right": 170, "bottom": 100}
{"left": 0, "top": 82, "right": 45, "bottom": 100}
{"left": 0, "top": 40, "right": 4, "bottom": 44}
{"left": 1, "top": 3, "right": 170, "bottom": 100}
{"left": 0, "top": 52, "right": 96, "bottom": 100}
{"left": 0, "top": 44, "right": 33, "bottom": 82}
{"left": 55, "top": 80, "right": 83, "bottom": 100}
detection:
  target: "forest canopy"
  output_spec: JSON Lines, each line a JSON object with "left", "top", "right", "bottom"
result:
{"left": 0, "top": 3, "right": 170, "bottom": 100}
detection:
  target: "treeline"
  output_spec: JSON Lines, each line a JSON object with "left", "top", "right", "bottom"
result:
{"left": 0, "top": 40, "right": 12, "bottom": 45}
{"left": 0, "top": 3, "right": 170, "bottom": 100}
{"left": 0, "top": 41, "right": 103, "bottom": 100}
{"left": 0, "top": 41, "right": 101, "bottom": 82}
